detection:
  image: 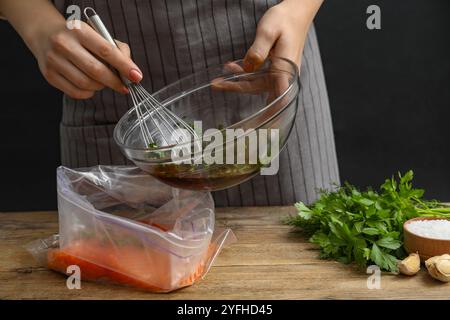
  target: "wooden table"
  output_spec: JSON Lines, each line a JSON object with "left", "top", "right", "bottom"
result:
{"left": 1, "top": 207, "right": 449, "bottom": 299}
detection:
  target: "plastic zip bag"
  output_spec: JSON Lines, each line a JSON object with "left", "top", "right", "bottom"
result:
{"left": 27, "top": 166, "right": 235, "bottom": 292}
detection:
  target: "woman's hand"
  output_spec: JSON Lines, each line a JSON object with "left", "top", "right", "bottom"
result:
{"left": 244, "top": 0, "right": 323, "bottom": 72}
{"left": 212, "top": 0, "right": 322, "bottom": 95}
{"left": 0, "top": 0, "right": 142, "bottom": 99}
{"left": 32, "top": 20, "right": 142, "bottom": 99}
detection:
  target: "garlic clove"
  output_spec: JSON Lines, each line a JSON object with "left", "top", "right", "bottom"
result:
{"left": 398, "top": 252, "right": 421, "bottom": 276}
{"left": 425, "top": 254, "right": 449, "bottom": 268}
{"left": 435, "top": 259, "right": 450, "bottom": 275}
{"left": 425, "top": 254, "right": 450, "bottom": 283}
{"left": 427, "top": 263, "right": 441, "bottom": 281}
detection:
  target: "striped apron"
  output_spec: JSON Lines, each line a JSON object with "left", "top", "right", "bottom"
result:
{"left": 54, "top": 0, "right": 340, "bottom": 206}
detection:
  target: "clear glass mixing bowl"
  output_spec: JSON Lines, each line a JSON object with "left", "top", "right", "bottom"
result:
{"left": 114, "top": 57, "right": 301, "bottom": 191}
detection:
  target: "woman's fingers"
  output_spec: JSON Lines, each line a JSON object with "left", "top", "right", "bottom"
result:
{"left": 243, "top": 0, "right": 318, "bottom": 73}
{"left": 243, "top": 12, "right": 281, "bottom": 72}
{"left": 46, "top": 51, "right": 104, "bottom": 91}
{"left": 50, "top": 29, "right": 128, "bottom": 94}
{"left": 33, "top": 15, "right": 142, "bottom": 98}
{"left": 212, "top": 79, "right": 257, "bottom": 93}
{"left": 48, "top": 21, "right": 141, "bottom": 94}
{"left": 211, "top": 62, "right": 244, "bottom": 91}
{"left": 76, "top": 24, "right": 142, "bottom": 82}
{"left": 45, "top": 71, "right": 95, "bottom": 100}
{"left": 57, "top": 40, "right": 128, "bottom": 94}
{"left": 211, "top": 61, "right": 274, "bottom": 94}
{"left": 212, "top": 74, "right": 273, "bottom": 94}
{"left": 116, "top": 40, "right": 131, "bottom": 58}
{"left": 224, "top": 61, "right": 245, "bottom": 74}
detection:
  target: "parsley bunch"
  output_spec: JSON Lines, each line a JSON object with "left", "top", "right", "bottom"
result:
{"left": 287, "top": 171, "right": 450, "bottom": 272}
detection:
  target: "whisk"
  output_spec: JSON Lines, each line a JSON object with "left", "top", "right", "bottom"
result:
{"left": 84, "top": 8, "right": 198, "bottom": 148}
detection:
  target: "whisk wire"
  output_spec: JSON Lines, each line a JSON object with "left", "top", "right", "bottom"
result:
{"left": 131, "top": 83, "right": 198, "bottom": 147}
{"left": 129, "top": 86, "right": 153, "bottom": 146}
{"left": 84, "top": 7, "right": 198, "bottom": 152}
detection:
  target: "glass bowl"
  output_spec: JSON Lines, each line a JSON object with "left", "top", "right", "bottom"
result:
{"left": 114, "top": 57, "right": 301, "bottom": 191}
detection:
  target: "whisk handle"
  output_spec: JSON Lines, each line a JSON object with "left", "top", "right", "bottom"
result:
{"left": 84, "top": 7, "right": 131, "bottom": 86}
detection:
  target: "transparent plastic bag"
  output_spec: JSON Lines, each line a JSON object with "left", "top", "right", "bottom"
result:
{"left": 27, "top": 166, "right": 235, "bottom": 292}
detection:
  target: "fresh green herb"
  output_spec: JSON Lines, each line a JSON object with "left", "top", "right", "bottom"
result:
{"left": 286, "top": 171, "right": 450, "bottom": 272}
{"left": 147, "top": 142, "right": 167, "bottom": 160}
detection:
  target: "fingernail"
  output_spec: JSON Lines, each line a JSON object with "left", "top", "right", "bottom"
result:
{"left": 129, "top": 69, "right": 143, "bottom": 83}
{"left": 122, "top": 86, "right": 129, "bottom": 94}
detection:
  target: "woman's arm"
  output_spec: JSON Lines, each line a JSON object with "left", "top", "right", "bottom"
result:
{"left": 0, "top": 0, "right": 142, "bottom": 99}
{"left": 244, "top": 0, "right": 323, "bottom": 71}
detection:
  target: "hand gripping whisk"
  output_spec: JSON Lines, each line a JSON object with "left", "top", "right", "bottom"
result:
{"left": 84, "top": 7, "right": 198, "bottom": 149}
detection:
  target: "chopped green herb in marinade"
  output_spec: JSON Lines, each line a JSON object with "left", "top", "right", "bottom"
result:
{"left": 286, "top": 171, "right": 450, "bottom": 272}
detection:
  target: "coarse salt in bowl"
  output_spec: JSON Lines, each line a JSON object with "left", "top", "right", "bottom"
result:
{"left": 406, "top": 219, "right": 450, "bottom": 240}
{"left": 404, "top": 217, "right": 450, "bottom": 261}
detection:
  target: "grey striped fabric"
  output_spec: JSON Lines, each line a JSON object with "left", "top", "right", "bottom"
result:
{"left": 55, "top": 0, "right": 340, "bottom": 206}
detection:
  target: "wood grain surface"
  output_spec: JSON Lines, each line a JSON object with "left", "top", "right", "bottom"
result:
{"left": 1, "top": 207, "right": 449, "bottom": 300}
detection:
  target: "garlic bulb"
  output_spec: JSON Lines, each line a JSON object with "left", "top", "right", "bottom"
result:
{"left": 425, "top": 254, "right": 450, "bottom": 283}
{"left": 398, "top": 253, "right": 421, "bottom": 276}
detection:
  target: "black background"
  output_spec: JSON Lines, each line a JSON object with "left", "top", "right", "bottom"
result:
{"left": 0, "top": 0, "right": 449, "bottom": 212}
